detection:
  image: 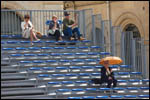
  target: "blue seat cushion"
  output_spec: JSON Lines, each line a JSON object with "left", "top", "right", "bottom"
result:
{"left": 56, "top": 67, "right": 68, "bottom": 70}
{"left": 52, "top": 74, "right": 64, "bottom": 77}
{"left": 20, "top": 61, "right": 32, "bottom": 63}
{"left": 96, "top": 96, "right": 109, "bottom": 99}
{"left": 48, "top": 82, "right": 60, "bottom": 84}
{"left": 69, "top": 66, "right": 81, "bottom": 69}
{"left": 128, "top": 79, "right": 140, "bottom": 82}
{"left": 72, "top": 88, "right": 85, "bottom": 91}
{"left": 78, "top": 46, "right": 88, "bottom": 49}
{"left": 29, "top": 67, "right": 41, "bottom": 70}
{"left": 126, "top": 87, "right": 139, "bottom": 90}
{"left": 62, "top": 81, "right": 74, "bottom": 84}
{"left": 75, "top": 53, "right": 87, "bottom": 55}
{"left": 7, "top": 41, "right": 18, "bottom": 44}
{"left": 138, "top": 95, "right": 149, "bottom": 98}
{"left": 11, "top": 54, "right": 22, "bottom": 57}
{"left": 79, "top": 73, "right": 90, "bottom": 76}
{"left": 110, "top": 95, "right": 123, "bottom": 98}
{"left": 86, "top": 88, "right": 97, "bottom": 91}
{"left": 41, "top": 47, "right": 53, "bottom": 50}
{"left": 140, "top": 87, "right": 149, "bottom": 90}
{"left": 90, "top": 46, "right": 100, "bottom": 49}
{"left": 2, "top": 48, "right": 14, "bottom": 50}
{"left": 37, "top": 54, "right": 49, "bottom": 56}
{"left": 38, "top": 74, "right": 49, "bottom": 77}
{"left": 82, "top": 96, "right": 95, "bottom": 99}
{"left": 28, "top": 47, "right": 40, "bottom": 50}
{"left": 117, "top": 72, "right": 129, "bottom": 75}
{"left": 46, "top": 60, "right": 57, "bottom": 63}
{"left": 130, "top": 72, "right": 142, "bottom": 75}
{"left": 120, "top": 65, "right": 130, "bottom": 68}
{"left": 124, "top": 95, "right": 137, "bottom": 98}
{"left": 42, "top": 67, "right": 54, "bottom": 70}
{"left": 20, "top": 41, "right": 30, "bottom": 44}
{"left": 57, "top": 89, "right": 71, "bottom": 92}
{"left": 65, "top": 73, "right": 78, "bottom": 76}
{"left": 16, "top": 47, "right": 27, "bottom": 50}
{"left": 68, "top": 97, "right": 81, "bottom": 99}
{"left": 117, "top": 80, "right": 127, "bottom": 83}
{"left": 75, "top": 81, "right": 87, "bottom": 83}
{"left": 72, "top": 59, "right": 84, "bottom": 62}
{"left": 24, "top": 54, "right": 36, "bottom": 56}
{"left": 33, "top": 60, "right": 45, "bottom": 63}
{"left": 99, "top": 88, "right": 110, "bottom": 91}
{"left": 99, "top": 52, "right": 110, "bottom": 55}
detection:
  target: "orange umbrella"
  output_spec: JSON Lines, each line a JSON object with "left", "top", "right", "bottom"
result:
{"left": 99, "top": 56, "right": 123, "bottom": 65}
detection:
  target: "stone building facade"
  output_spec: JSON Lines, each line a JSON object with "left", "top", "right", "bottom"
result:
{"left": 1, "top": 1, "right": 63, "bottom": 10}
{"left": 64, "top": 1, "right": 149, "bottom": 41}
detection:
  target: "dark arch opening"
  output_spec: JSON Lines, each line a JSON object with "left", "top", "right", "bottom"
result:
{"left": 124, "top": 24, "right": 141, "bottom": 38}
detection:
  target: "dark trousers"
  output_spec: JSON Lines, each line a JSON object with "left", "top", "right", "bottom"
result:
{"left": 91, "top": 78, "right": 117, "bottom": 88}
{"left": 49, "top": 30, "right": 61, "bottom": 41}
{"left": 63, "top": 27, "right": 82, "bottom": 39}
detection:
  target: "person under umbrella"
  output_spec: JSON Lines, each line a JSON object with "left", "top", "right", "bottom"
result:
{"left": 92, "top": 60, "right": 117, "bottom": 91}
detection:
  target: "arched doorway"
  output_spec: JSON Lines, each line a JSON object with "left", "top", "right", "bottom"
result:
{"left": 124, "top": 24, "right": 141, "bottom": 38}
{"left": 123, "top": 24, "right": 142, "bottom": 70}
{"left": 1, "top": 8, "right": 22, "bottom": 34}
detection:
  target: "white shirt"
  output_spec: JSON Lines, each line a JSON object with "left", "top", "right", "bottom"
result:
{"left": 21, "top": 20, "right": 33, "bottom": 32}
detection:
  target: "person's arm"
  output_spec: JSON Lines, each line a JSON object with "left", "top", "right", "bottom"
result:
{"left": 101, "top": 67, "right": 105, "bottom": 77}
{"left": 108, "top": 68, "right": 114, "bottom": 79}
{"left": 63, "top": 19, "right": 70, "bottom": 28}
{"left": 21, "top": 22, "right": 27, "bottom": 31}
{"left": 49, "top": 22, "right": 54, "bottom": 30}
{"left": 28, "top": 21, "right": 33, "bottom": 29}
{"left": 57, "top": 22, "right": 60, "bottom": 29}
{"left": 70, "top": 20, "right": 77, "bottom": 28}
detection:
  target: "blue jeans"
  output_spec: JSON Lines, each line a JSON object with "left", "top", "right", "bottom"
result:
{"left": 63, "top": 27, "right": 82, "bottom": 39}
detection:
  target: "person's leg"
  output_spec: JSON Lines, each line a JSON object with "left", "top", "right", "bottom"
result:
{"left": 64, "top": 27, "right": 74, "bottom": 40}
{"left": 72, "top": 27, "right": 81, "bottom": 39}
{"left": 30, "top": 29, "right": 39, "bottom": 40}
{"left": 30, "top": 30, "right": 33, "bottom": 45}
{"left": 54, "top": 30, "right": 62, "bottom": 41}
{"left": 72, "top": 27, "right": 85, "bottom": 40}
{"left": 107, "top": 80, "right": 113, "bottom": 88}
{"left": 112, "top": 79, "right": 117, "bottom": 88}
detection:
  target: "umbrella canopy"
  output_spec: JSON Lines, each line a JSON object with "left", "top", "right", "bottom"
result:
{"left": 99, "top": 56, "right": 122, "bottom": 65}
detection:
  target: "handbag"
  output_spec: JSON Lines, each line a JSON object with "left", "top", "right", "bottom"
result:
{"left": 36, "top": 32, "right": 42, "bottom": 37}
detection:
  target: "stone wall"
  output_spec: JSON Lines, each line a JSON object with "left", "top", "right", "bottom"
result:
{"left": 64, "top": 1, "right": 149, "bottom": 41}
{"left": 1, "top": 1, "right": 63, "bottom": 10}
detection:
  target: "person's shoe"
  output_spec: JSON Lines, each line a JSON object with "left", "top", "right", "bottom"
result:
{"left": 105, "top": 90, "right": 111, "bottom": 93}
{"left": 36, "top": 39, "right": 40, "bottom": 41}
{"left": 70, "top": 37, "right": 75, "bottom": 41}
{"left": 59, "top": 37, "right": 63, "bottom": 41}
{"left": 79, "top": 37, "right": 85, "bottom": 41}
{"left": 31, "top": 43, "right": 34, "bottom": 46}
{"left": 113, "top": 90, "right": 117, "bottom": 93}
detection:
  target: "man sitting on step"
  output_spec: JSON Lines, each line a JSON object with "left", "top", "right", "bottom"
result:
{"left": 63, "top": 12, "right": 85, "bottom": 41}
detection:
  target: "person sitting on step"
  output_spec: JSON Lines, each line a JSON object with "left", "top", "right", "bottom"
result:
{"left": 21, "top": 14, "right": 40, "bottom": 46}
{"left": 91, "top": 60, "right": 117, "bottom": 92}
{"left": 48, "top": 15, "right": 63, "bottom": 41}
{"left": 63, "top": 12, "right": 85, "bottom": 41}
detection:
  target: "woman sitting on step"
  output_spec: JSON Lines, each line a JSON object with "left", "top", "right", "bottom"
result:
{"left": 48, "top": 15, "right": 63, "bottom": 41}
{"left": 21, "top": 14, "right": 40, "bottom": 46}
